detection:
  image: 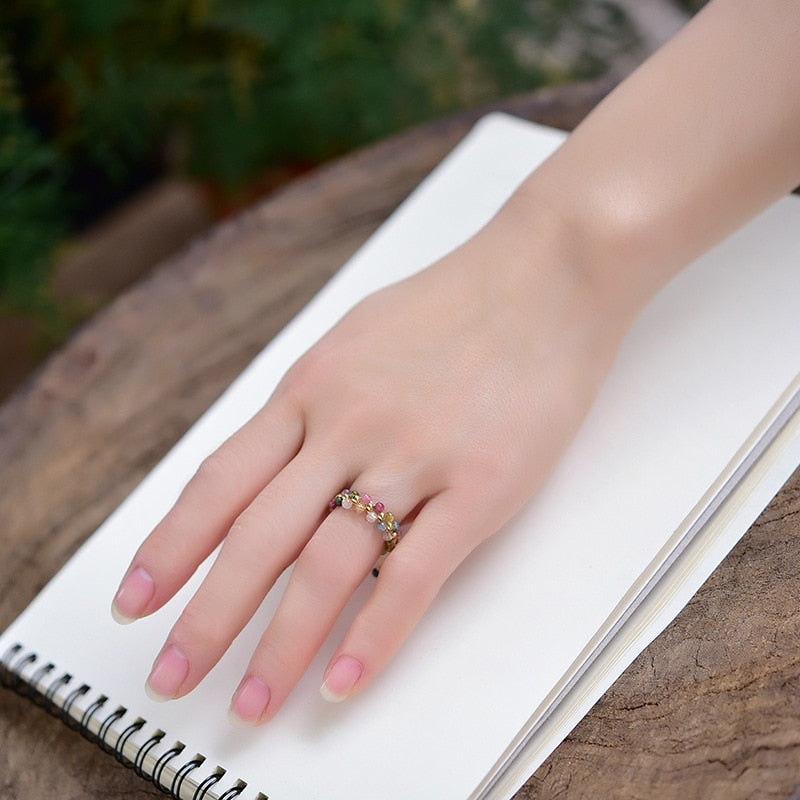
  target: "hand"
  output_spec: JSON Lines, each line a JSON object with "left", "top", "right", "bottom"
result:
{"left": 111, "top": 200, "right": 632, "bottom": 724}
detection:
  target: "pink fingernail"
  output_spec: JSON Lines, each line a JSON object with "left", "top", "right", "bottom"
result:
{"left": 320, "top": 655, "right": 363, "bottom": 703}
{"left": 112, "top": 566, "right": 155, "bottom": 624}
{"left": 146, "top": 645, "right": 189, "bottom": 701}
{"left": 229, "top": 676, "right": 271, "bottom": 725}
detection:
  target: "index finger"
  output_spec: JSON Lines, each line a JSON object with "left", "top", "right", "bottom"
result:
{"left": 111, "top": 396, "right": 304, "bottom": 622}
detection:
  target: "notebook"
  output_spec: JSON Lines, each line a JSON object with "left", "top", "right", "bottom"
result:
{"left": 2, "top": 114, "right": 800, "bottom": 800}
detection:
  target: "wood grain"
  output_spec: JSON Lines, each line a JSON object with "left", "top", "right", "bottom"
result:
{"left": 2, "top": 79, "right": 799, "bottom": 799}
{"left": 518, "top": 468, "right": 800, "bottom": 800}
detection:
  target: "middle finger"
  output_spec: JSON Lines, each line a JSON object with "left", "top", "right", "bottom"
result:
{"left": 145, "top": 450, "right": 344, "bottom": 701}
{"left": 229, "top": 479, "right": 417, "bottom": 723}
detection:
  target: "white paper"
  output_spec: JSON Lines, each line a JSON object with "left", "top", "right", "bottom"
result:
{"left": 2, "top": 114, "right": 799, "bottom": 800}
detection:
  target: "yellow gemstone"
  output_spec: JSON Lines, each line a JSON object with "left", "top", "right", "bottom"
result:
{"left": 381, "top": 511, "right": 395, "bottom": 526}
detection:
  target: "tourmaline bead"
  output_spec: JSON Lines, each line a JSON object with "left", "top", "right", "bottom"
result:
{"left": 361, "top": 494, "right": 371, "bottom": 505}
{"left": 374, "top": 502, "right": 385, "bottom": 513}
{"left": 341, "top": 496, "right": 353, "bottom": 509}
{"left": 366, "top": 511, "right": 377, "bottom": 523}
{"left": 377, "top": 521, "right": 387, "bottom": 532}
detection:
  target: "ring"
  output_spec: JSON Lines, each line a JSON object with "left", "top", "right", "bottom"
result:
{"left": 328, "top": 489, "right": 400, "bottom": 553}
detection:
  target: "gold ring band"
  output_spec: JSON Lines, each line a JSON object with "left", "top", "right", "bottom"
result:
{"left": 328, "top": 489, "right": 399, "bottom": 553}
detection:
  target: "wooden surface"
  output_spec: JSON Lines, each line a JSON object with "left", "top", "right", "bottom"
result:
{"left": 2, "top": 80, "right": 800, "bottom": 799}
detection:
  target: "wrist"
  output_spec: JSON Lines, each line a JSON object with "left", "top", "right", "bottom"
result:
{"left": 471, "top": 175, "right": 654, "bottom": 346}
{"left": 503, "top": 172, "right": 666, "bottom": 324}
{"left": 426, "top": 183, "right": 639, "bottom": 405}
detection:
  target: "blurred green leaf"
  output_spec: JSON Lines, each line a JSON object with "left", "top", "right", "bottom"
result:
{"left": 0, "top": 59, "right": 66, "bottom": 316}
{"left": 0, "top": 0, "right": 639, "bottom": 318}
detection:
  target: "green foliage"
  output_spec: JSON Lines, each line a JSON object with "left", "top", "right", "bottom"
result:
{"left": 0, "top": 0, "right": 637, "bottom": 321}
{"left": 3, "top": 0, "right": 635, "bottom": 189}
{"left": 0, "top": 47, "right": 66, "bottom": 317}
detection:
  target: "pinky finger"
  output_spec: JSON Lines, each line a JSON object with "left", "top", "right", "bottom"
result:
{"left": 319, "top": 491, "right": 487, "bottom": 702}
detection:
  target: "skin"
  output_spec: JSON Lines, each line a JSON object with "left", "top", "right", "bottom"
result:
{"left": 113, "top": 0, "right": 800, "bottom": 723}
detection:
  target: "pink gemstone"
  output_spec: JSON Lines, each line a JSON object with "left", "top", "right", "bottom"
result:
{"left": 328, "top": 499, "right": 337, "bottom": 510}
{"left": 374, "top": 502, "right": 385, "bottom": 513}
{"left": 361, "top": 494, "right": 371, "bottom": 505}
{"left": 366, "top": 511, "right": 377, "bottom": 523}
{"left": 342, "top": 497, "right": 353, "bottom": 509}
{"left": 383, "top": 530, "right": 393, "bottom": 542}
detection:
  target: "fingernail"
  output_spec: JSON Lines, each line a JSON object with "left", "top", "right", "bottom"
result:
{"left": 112, "top": 566, "right": 155, "bottom": 623}
{"left": 146, "top": 645, "right": 189, "bottom": 701}
{"left": 229, "top": 676, "right": 271, "bottom": 726}
{"left": 320, "top": 655, "right": 363, "bottom": 703}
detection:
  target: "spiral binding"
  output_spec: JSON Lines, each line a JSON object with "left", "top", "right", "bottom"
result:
{"left": 0, "top": 642, "right": 267, "bottom": 800}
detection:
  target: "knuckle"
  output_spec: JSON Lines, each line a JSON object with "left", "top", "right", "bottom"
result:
{"left": 173, "top": 599, "right": 228, "bottom": 657}
{"left": 224, "top": 513, "right": 252, "bottom": 548}
{"left": 222, "top": 509, "right": 277, "bottom": 564}
{"left": 280, "top": 341, "right": 335, "bottom": 396}
{"left": 142, "top": 507, "right": 194, "bottom": 567}
{"left": 193, "top": 449, "right": 231, "bottom": 489}
{"left": 253, "top": 637, "right": 296, "bottom": 678}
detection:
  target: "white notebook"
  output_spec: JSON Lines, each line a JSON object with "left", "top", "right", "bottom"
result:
{"left": 2, "top": 114, "right": 800, "bottom": 800}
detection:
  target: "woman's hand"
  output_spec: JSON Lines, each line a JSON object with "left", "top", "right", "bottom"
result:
{"left": 111, "top": 0, "right": 800, "bottom": 725}
{"left": 111, "top": 196, "right": 635, "bottom": 724}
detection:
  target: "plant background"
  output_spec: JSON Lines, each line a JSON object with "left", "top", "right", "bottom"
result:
{"left": 0, "top": 0, "right": 703, "bottom": 398}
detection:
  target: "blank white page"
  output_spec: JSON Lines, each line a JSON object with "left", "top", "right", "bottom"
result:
{"left": 2, "top": 114, "right": 799, "bottom": 800}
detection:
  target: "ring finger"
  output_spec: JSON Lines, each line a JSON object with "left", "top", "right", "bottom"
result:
{"left": 229, "top": 478, "right": 420, "bottom": 724}
{"left": 144, "top": 451, "right": 344, "bottom": 702}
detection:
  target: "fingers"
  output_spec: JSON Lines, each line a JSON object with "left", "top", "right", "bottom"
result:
{"left": 320, "top": 491, "right": 476, "bottom": 702}
{"left": 107, "top": 236, "right": 588, "bottom": 726}
{"left": 144, "top": 453, "right": 343, "bottom": 701}
{"left": 116, "top": 397, "right": 507, "bottom": 721}
{"left": 229, "top": 480, "right": 418, "bottom": 723}
{"left": 112, "top": 397, "right": 303, "bottom": 622}
{"left": 228, "top": 514, "right": 382, "bottom": 722}
{"left": 231, "top": 488, "right": 483, "bottom": 723}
